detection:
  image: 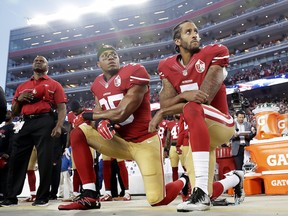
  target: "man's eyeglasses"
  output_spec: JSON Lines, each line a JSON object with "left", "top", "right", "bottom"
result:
{"left": 100, "top": 52, "right": 118, "bottom": 60}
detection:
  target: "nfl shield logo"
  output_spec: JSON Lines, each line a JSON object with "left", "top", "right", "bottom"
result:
{"left": 114, "top": 75, "right": 121, "bottom": 87}
{"left": 195, "top": 59, "right": 205, "bottom": 73}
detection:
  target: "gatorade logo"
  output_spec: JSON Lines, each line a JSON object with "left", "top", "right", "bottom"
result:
{"left": 257, "top": 115, "right": 266, "bottom": 126}
{"left": 267, "top": 154, "right": 288, "bottom": 166}
{"left": 271, "top": 179, "right": 288, "bottom": 186}
{"left": 278, "top": 120, "right": 285, "bottom": 129}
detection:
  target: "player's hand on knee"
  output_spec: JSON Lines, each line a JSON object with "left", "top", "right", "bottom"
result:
{"left": 95, "top": 119, "right": 115, "bottom": 140}
{"left": 176, "top": 146, "right": 182, "bottom": 155}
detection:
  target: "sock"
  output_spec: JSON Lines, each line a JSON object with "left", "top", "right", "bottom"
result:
{"left": 103, "top": 160, "right": 112, "bottom": 190}
{"left": 70, "top": 128, "right": 96, "bottom": 185}
{"left": 220, "top": 173, "right": 240, "bottom": 191}
{"left": 211, "top": 173, "right": 240, "bottom": 200}
{"left": 27, "top": 170, "right": 36, "bottom": 194}
{"left": 73, "top": 169, "right": 82, "bottom": 193}
{"left": 82, "top": 183, "right": 96, "bottom": 191}
{"left": 192, "top": 152, "right": 209, "bottom": 195}
{"left": 118, "top": 161, "right": 129, "bottom": 189}
{"left": 172, "top": 167, "right": 179, "bottom": 182}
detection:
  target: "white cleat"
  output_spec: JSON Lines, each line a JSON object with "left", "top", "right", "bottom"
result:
{"left": 177, "top": 187, "right": 211, "bottom": 212}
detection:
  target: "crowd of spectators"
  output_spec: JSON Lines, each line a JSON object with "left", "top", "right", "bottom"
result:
{"left": 225, "top": 58, "right": 288, "bottom": 86}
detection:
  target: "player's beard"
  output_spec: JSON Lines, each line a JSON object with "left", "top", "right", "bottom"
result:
{"left": 182, "top": 40, "right": 200, "bottom": 53}
{"left": 190, "top": 46, "right": 200, "bottom": 53}
{"left": 189, "top": 42, "right": 200, "bottom": 53}
{"left": 108, "top": 68, "right": 119, "bottom": 76}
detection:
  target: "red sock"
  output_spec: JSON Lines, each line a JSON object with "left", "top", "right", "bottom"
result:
{"left": 152, "top": 179, "right": 184, "bottom": 206}
{"left": 172, "top": 167, "right": 179, "bottom": 182}
{"left": 73, "top": 169, "right": 82, "bottom": 193}
{"left": 211, "top": 181, "right": 224, "bottom": 201}
{"left": 27, "top": 170, "right": 36, "bottom": 192}
{"left": 70, "top": 128, "right": 96, "bottom": 184}
{"left": 103, "top": 160, "right": 112, "bottom": 190}
{"left": 118, "top": 161, "right": 129, "bottom": 189}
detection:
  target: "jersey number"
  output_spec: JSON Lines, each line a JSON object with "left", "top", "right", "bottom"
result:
{"left": 98, "top": 93, "right": 134, "bottom": 126}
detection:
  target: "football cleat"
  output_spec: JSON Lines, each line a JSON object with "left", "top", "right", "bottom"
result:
{"left": 58, "top": 189, "right": 101, "bottom": 210}
{"left": 122, "top": 192, "right": 131, "bottom": 201}
{"left": 100, "top": 193, "right": 113, "bottom": 202}
{"left": 24, "top": 195, "right": 36, "bottom": 202}
{"left": 177, "top": 187, "right": 211, "bottom": 212}
{"left": 233, "top": 170, "right": 245, "bottom": 204}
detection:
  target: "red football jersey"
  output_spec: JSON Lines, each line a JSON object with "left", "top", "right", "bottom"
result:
{"left": 67, "top": 108, "right": 92, "bottom": 129}
{"left": 177, "top": 114, "right": 189, "bottom": 147}
{"left": 167, "top": 120, "right": 179, "bottom": 142}
{"left": 158, "top": 44, "right": 229, "bottom": 115}
{"left": 91, "top": 63, "right": 155, "bottom": 143}
{"left": 158, "top": 119, "right": 169, "bottom": 147}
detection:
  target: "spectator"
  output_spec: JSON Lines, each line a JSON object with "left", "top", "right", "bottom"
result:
{"left": 58, "top": 147, "right": 73, "bottom": 199}
{"left": 231, "top": 110, "right": 256, "bottom": 170}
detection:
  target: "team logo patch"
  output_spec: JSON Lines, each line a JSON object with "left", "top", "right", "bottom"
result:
{"left": 114, "top": 75, "right": 121, "bottom": 87}
{"left": 195, "top": 59, "right": 205, "bottom": 73}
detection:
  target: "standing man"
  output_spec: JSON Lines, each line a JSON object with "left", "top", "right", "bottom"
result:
{"left": 231, "top": 110, "right": 255, "bottom": 170}
{"left": 0, "top": 56, "right": 67, "bottom": 207}
{"left": 166, "top": 114, "right": 183, "bottom": 182}
{"left": 149, "top": 20, "right": 236, "bottom": 211}
{"left": 58, "top": 45, "right": 189, "bottom": 210}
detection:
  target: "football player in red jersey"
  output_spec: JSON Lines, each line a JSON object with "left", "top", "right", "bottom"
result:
{"left": 58, "top": 45, "right": 190, "bottom": 210}
{"left": 166, "top": 115, "right": 186, "bottom": 182}
{"left": 157, "top": 118, "right": 170, "bottom": 161}
{"left": 149, "top": 20, "right": 239, "bottom": 211}
{"left": 65, "top": 100, "right": 96, "bottom": 201}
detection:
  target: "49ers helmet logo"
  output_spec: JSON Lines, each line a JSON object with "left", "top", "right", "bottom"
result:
{"left": 195, "top": 59, "right": 205, "bottom": 73}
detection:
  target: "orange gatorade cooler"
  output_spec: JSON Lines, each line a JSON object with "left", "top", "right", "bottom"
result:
{"left": 278, "top": 113, "right": 288, "bottom": 136}
{"left": 246, "top": 137, "right": 288, "bottom": 172}
{"left": 261, "top": 171, "right": 288, "bottom": 195}
{"left": 252, "top": 103, "right": 280, "bottom": 140}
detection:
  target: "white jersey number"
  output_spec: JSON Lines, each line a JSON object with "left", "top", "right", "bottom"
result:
{"left": 99, "top": 93, "right": 134, "bottom": 126}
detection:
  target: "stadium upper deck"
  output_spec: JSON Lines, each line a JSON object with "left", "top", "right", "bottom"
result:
{"left": 5, "top": 0, "right": 288, "bottom": 103}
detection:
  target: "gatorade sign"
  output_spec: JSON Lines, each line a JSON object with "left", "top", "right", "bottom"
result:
{"left": 267, "top": 154, "right": 288, "bottom": 166}
{"left": 271, "top": 179, "right": 288, "bottom": 186}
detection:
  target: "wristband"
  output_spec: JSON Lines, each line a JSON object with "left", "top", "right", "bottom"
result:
{"left": 94, "top": 118, "right": 106, "bottom": 127}
{"left": 82, "top": 112, "right": 94, "bottom": 120}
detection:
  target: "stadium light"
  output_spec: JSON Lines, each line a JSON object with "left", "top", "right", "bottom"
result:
{"left": 27, "top": 0, "right": 149, "bottom": 26}
{"left": 59, "top": 5, "right": 81, "bottom": 21}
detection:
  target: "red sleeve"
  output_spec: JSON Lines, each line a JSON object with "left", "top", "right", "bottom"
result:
{"left": 126, "top": 64, "right": 150, "bottom": 89}
{"left": 210, "top": 44, "right": 229, "bottom": 67}
{"left": 53, "top": 81, "right": 67, "bottom": 104}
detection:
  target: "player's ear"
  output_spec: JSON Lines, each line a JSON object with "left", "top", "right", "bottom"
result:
{"left": 174, "top": 38, "right": 181, "bottom": 46}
